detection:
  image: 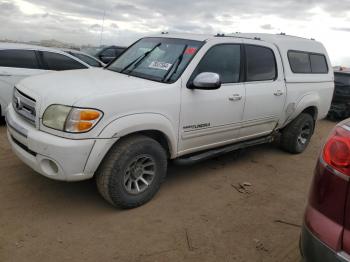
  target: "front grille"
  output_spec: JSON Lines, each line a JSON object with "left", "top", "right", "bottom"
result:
{"left": 13, "top": 88, "right": 36, "bottom": 125}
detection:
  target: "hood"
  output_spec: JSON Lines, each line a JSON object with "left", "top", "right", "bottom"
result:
{"left": 16, "top": 68, "right": 162, "bottom": 116}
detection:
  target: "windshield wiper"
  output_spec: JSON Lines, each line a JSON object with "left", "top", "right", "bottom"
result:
{"left": 120, "top": 43, "right": 161, "bottom": 74}
{"left": 161, "top": 45, "right": 188, "bottom": 83}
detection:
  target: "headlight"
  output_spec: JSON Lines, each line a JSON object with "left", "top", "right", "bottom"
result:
{"left": 43, "top": 105, "right": 103, "bottom": 133}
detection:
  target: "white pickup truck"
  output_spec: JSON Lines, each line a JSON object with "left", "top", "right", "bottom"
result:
{"left": 6, "top": 33, "right": 334, "bottom": 208}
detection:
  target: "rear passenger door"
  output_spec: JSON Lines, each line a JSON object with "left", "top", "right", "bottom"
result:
{"left": 38, "top": 51, "right": 88, "bottom": 71}
{"left": 0, "top": 49, "right": 46, "bottom": 114}
{"left": 239, "top": 41, "right": 286, "bottom": 139}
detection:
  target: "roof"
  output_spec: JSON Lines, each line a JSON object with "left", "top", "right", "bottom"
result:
{"left": 0, "top": 42, "right": 69, "bottom": 52}
{"left": 149, "top": 32, "right": 321, "bottom": 45}
{"left": 149, "top": 33, "right": 213, "bottom": 42}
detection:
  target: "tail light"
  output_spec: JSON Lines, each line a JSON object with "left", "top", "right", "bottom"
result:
{"left": 323, "top": 126, "right": 350, "bottom": 177}
{"left": 305, "top": 124, "right": 350, "bottom": 251}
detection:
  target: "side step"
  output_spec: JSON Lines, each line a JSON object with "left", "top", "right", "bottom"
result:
{"left": 174, "top": 135, "right": 273, "bottom": 165}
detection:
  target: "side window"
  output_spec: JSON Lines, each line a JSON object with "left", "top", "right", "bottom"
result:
{"left": 288, "top": 51, "right": 311, "bottom": 73}
{"left": 102, "top": 48, "right": 115, "bottom": 57}
{"left": 0, "top": 50, "right": 39, "bottom": 69}
{"left": 335, "top": 73, "right": 350, "bottom": 86}
{"left": 41, "top": 52, "right": 87, "bottom": 71}
{"left": 192, "top": 44, "right": 241, "bottom": 84}
{"left": 310, "top": 54, "right": 328, "bottom": 73}
{"left": 70, "top": 52, "right": 101, "bottom": 67}
{"left": 115, "top": 48, "right": 125, "bottom": 58}
{"left": 245, "top": 45, "right": 277, "bottom": 81}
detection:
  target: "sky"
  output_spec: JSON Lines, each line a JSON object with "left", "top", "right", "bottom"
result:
{"left": 1, "top": 0, "right": 350, "bottom": 66}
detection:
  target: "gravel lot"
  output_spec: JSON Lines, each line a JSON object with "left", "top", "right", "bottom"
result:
{"left": 0, "top": 120, "right": 337, "bottom": 262}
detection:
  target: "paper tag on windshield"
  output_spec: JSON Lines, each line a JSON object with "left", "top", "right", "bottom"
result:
{"left": 149, "top": 61, "right": 172, "bottom": 71}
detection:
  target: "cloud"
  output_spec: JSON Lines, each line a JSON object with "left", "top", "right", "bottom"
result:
{"left": 0, "top": 0, "right": 350, "bottom": 65}
{"left": 332, "top": 27, "right": 350, "bottom": 32}
{"left": 261, "top": 24, "right": 275, "bottom": 30}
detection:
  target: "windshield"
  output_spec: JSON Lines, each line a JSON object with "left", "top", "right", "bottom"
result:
{"left": 107, "top": 37, "right": 203, "bottom": 83}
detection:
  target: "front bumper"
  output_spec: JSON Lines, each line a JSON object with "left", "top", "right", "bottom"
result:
{"left": 301, "top": 225, "right": 350, "bottom": 262}
{"left": 6, "top": 106, "right": 96, "bottom": 181}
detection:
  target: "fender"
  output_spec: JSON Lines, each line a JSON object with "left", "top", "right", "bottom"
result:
{"left": 83, "top": 113, "right": 178, "bottom": 176}
{"left": 283, "top": 92, "right": 320, "bottom": 127}
{"left": 99, "top": 113, "right": 178, "bottom": 153}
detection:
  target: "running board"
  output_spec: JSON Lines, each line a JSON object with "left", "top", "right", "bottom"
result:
{"left": 174, "top": 136, "right": 273, "bottom": 165}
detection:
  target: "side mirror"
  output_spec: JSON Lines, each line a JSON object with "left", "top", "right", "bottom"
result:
{"left": 190, "top": 72, "right": 221, "bottom": 90}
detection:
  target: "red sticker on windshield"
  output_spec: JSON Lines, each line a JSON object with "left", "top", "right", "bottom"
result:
{"left": 185, "top": 47, "right": 197, "bottom": 55}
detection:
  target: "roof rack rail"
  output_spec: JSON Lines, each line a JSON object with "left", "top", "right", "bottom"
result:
{"left": 161, "top": 32, "right": 169, "bottom": 35}
{"left": 215, "top": 33, "right": 225, "bottom": 37}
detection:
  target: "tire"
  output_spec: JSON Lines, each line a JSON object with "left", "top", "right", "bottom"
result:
{"left": 280, "top": 113, "right": 314, "bottom": 154}
{"left": 95, "top": 135, "right": 167, "bottom": 209}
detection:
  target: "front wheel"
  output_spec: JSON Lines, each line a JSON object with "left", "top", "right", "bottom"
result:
{"left": 96, "top": 135, "right": 167, "bottom": 209}
{"left": 280, "top": 113, "right": 315, "bottom": 154}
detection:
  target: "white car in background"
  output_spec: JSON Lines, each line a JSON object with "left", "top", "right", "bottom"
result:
{"left": 0, "top": 43, "right": 100, "bottom": 117}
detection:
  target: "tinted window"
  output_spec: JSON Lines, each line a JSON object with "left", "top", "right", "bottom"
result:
{"left": 246, "top": 45, "right": 276, "bottom": 81}
{"left": 41, "top": 52, "right": 87, "bottom": 71}
{"left": 101, "top": 48, "right": 115, "bottom": 57}
{"left": 115, "top": 48, "right": 125, "bottom": 57}
{"left": 310, "top": 54, "right": 328, "bottom": 73}
{"left": 288, "top": 51, "right": 311, "bottom": 73}
{"left": 69, "top": 52, "right": 101, "bottom": 67}
{"left": 0, "top": 50, "right": 39, "bottom": 69}
{"left": 335, "top": 73, "right": 350, "bottom": 86}
{"left": 193, "top": 45, "right": 241, "bottom": 83}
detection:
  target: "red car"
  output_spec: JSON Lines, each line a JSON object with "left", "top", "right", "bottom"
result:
{"left": 301, "top": 120, "right": 350, "bottom": 261}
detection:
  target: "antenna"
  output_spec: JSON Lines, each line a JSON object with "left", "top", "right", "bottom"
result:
{"left": 99, "top": 10, "right": 106, "bottom": 47}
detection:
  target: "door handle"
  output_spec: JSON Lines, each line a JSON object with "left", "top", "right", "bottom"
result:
{"left": 229, "top": 94, "right": 242, "bottom": 101}
{"left": 274, "top": 90, "right": 284, "bottom": 96}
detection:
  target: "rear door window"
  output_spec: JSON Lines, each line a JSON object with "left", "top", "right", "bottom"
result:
{"left": 41, "top": 52, "right": 87, "bottom": 71}
{"left": 0, "top": 50, "right": 39, "bottom": 69}
{"left": 192, "top": 44, "right": 241, "bottom": 83}
{"left": 245, "top": 45, "right": 277, "bottom": 81}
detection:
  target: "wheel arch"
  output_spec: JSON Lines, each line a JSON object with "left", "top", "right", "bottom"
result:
{"left": 84, "top": 113, "right": 178, "bottom": 176}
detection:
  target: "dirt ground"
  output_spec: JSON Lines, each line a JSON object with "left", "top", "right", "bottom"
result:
{"left": 0, "top": 120, "right": 337, "bottom": 262}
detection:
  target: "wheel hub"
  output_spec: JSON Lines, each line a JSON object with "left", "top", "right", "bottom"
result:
{"left": 124, "top": 155, "right": 156, "bottom": 195}
{"left": 297, "top": 123, "right": 311, "bottom": 145}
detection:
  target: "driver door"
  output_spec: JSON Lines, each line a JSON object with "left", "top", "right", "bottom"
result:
{"left": 178, "top": 43, "right": 245, "bottom": 155}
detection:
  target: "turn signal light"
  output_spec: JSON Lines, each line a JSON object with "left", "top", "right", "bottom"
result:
{"left": 80, "top": 110, "right": 100, "bottom": 121}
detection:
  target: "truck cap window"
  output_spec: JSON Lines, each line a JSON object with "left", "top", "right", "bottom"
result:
{"left": 288, "top": 51, "right": 328, "bottom": 74}
{"left": 246, "top": 45, "right": 277, "bottom": 81}
{"left": 310, "top": 54, "right": 328, "bottom": 73}
{"left": 190, "top": 44, "right": 241, "bottom": 84}
{"left": 108, "top": 37, "right": 203, "bottom": 83}
{"left": 0, "top": 49, "right": 39, "bottom": 69}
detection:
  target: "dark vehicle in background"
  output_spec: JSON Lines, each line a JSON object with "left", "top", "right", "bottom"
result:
{"left": 95, "top": 45, "right": 126, "bottom": 64}
{"left": 63, "top": 49, "right": 105, "bottom": 67}
{"left": 301, "top": 120, "right": 350, "bottom": 261}
{"left": 328, "top": 72, "right": 350, "bottom": 120}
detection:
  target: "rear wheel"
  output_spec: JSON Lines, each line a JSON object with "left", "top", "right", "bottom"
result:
{"left": 96, "top": 135, "right": 167, "bottom": 209}
{"left": 280, "top": 113, "right": 314, "bottom": 154}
